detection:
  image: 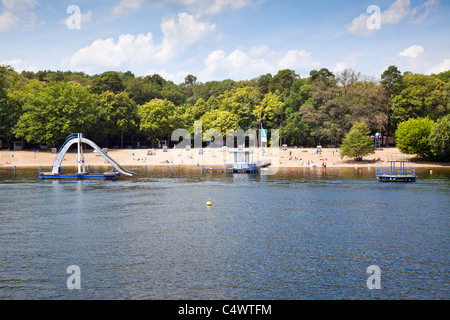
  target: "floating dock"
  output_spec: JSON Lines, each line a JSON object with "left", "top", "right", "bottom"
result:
{"left": 376, "top": 161, "right": 417, "bottom": 182}
{"left": 39, "top": 171, "right": 120, "bottom": 180}
{"left": 202, "top": 150, "right": 271, "bottom": 174}
{"left": 39, "top": 133, "right": 133, "bottom": 180}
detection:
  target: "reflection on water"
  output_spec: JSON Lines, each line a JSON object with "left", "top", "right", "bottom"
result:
{"left": 0, "top": 166, "right": 449, "bottom": 299}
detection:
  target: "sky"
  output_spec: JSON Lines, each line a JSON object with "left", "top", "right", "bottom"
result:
{"left": 1, "top": 0, "right": 449, "bottom": 83}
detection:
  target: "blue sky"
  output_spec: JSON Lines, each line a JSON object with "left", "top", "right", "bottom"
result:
{"left": 1, "top": 0, "right": 449, "bottom": 83}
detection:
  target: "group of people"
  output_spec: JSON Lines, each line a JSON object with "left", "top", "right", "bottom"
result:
{"left": 288, "top": 150, "right": 329, "bottom": 168}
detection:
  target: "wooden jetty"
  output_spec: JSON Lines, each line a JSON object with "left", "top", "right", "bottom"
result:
{"left": 376, "top": 161, "right": 417, "bottom": 182}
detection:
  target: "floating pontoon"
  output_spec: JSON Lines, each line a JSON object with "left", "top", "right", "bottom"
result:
{"left": 376, "top": 160, "right": 417, "bottom": 182}
{"left": 202, "top": 150, "right": 271, "bottom": 174}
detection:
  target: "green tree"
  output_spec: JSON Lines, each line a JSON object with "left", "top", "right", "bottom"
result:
{"left": 428, "top": 115, "right": 450, "bottom": 161}
{"left": 217, "top": 86, "right": 258, "bottom": 130}
{"left": 125, "top": 77, "right": 161, "bottom": 105}
{"left": 98, "top": 91, "right": 138, "bottom": 148}
{"left": 254, "top": 91, "right": 284, "bottom": 129}
{"left": 340, "top": 122, "right": 375, "bottom": 160}
{"left": 6, "top": 79, "right": 45, "bottom": 147}
{"left": 395, "top": 117, "right": 436, "bottom": 158}
{"left": 390, "top": 74, "right": 446, "bottom": 131}
{"left": 255, "top": 73, "right": 272, "bottom": 98}
{"left": 432, "top": 70, "right": 450, "bottom": 83}
{"left": 381, "top": 66, "right": 402, "bottom": 146}
{"left": 14, "top": 81, "right": 99, "bottom": 146}
{"left": 269, "top": 69, "right": 298, "bottom": 95}
{"left": 160, "top": 81, "right": 187, "bottom": 106}
{"left": 182, "top": 74, "right": 198, "bottom": 98}
{"left": 281, "top": 112, "right": 310, "bottom": 146}
{"left": 200, "top": 109, "right": 240, "bottom": 136}
{"left": 310, "top": 68, "right": 335, "bottom": 84}
{"left": 192, "top": 98, "right": 209, "bottom": 119}
{"left": 0, "top": 65, "right": 23, "bottom": 148}
{"left": 138, "top": 99, "right": 185, "bottom": 147}
{"left": 91, "top": 71, "right": 125, "bottom": 94}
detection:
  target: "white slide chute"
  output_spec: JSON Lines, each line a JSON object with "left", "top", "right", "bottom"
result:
{"left": 51, "top": 134, "right": 133, "bottom": 176}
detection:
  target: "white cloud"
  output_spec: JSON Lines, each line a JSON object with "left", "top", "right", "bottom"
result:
{"left": 111, "top": 0, "right": 252, "bottom": 17}
{"left": 193, "top": 0, "right": 252, "bottom": 16}
{"left": 381, "top": 45, "right": 448, "bottom": 75}
{"left": 347, "top": 0, "right": 439, "bottom": 36}
{"left": 382, "top": 0, "right": 411, "bottom": 24}
{"left": 333, "top": 52, "right": 363, "bottom": 73}
{"left": 155, "top": 12, "right": 217, "bottom": 63}
{"left": 112, "top": 0, "right": 144, "bottom": 15}
{"left": 411, "top": 0, "right": 439, "bottom": 24}
{"left": 0, "top": 0, "right": 37, "bottom": 32}
{"left": 1, "top": 58, "right": 36, "bottom": 72}
{"left": 66, "top": 13, "right": 217, "bottom": 73}
{"left": 0, "top": 10, "right": 16, "bottom": 31}
{"left": 398, "top": 45, "right": 425, "bottom": 59}
{"left": 428, "top": 59, "right": 450, "bottom": 74}
{"left": 66, "top": 33, "right": 157, "bottom": 72}
{"left": 199, "top": 47, "right": 319, "bottom": 81}
{"left": 346, "top": 13, "right": 373, "bottom": 37}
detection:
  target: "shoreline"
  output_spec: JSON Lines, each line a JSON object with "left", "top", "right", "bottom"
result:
{"left": 1, "top": 147, "right": 448, "bottom": 169}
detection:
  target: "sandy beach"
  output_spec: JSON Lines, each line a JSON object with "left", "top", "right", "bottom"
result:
{"left": 0, "top": 146, "right": 447, "bottom": 169}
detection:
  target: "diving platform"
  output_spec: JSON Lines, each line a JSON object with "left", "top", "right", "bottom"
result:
{"left": 39, "top": 133, "right": 133, "bottom": 180}
{"left": 376, "top": 161, "right": 417, "bottom": 182}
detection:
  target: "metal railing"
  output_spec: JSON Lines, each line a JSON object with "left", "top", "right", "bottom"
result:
{"left": 376, "top": 168, "right": 417, "bottom": 177}
{"left": 58, "top": 133, "right": 82, "bottom": 153}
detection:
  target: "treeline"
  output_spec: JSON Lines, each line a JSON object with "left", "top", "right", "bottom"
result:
{"left": 1, "top": 65, "right": 449, "bottom": 155}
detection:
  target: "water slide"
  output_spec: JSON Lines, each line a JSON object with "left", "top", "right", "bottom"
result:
{"left": 51, "top": 135, "right": 133, "bottom": 176}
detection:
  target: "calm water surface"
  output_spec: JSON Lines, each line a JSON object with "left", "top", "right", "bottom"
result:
{"left": 0, "top": 166, "right": 448, "bottom": 300}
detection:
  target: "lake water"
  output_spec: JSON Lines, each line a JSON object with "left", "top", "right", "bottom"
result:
{"left": 0, "top": 166, "right": 448, "bottom": 300}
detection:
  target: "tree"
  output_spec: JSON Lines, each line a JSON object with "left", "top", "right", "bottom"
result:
{"left": 255, "top": 73, "right": 272, "bottom": 98}
{"left": 98, "top": 91, "right": 138, "bottom": 148}
{"left": 395, "top": 117, "right": 436, "bottom": 158}
{"left": 340, "top": 122, "right": 375, "bottom": 160}
{"left": 254, "top": 91, "right": 284, "bottom": 130}
{"left": 217, "top": 86, "right": 258, "bottom": 130}
{"left": 0, "top": 68, "right": 13, "bottom": 147}
{"left": 125, "top": 77, "right": 161, "bottom": 105}
{"left": 390, "top": 74, "right": 445, "bottom": 132}
{"left": 138, "top": 99, "right": 185, "bottom": 147}
{"left": 182, "top": 74, "right": 198, "bottom": 98}
{"left": 428, "top": 115, "right": 450, "bottom": 161}
{"left": 192, "top": 98, "right": 209, "bottom": 119}
{"left": 381, "top": 66, "right": 402, "bottom": 146}
{"left": 281, "top": 112, "right": 309, "bottom": 146}
{"left": 200, "top": 109, "right": 240, "bottom": 136}
{"left": 269, "top": 69, "right": 298, "bottom": 95}
{"left": 91, "top": 71, "right": 125, "bottom": 94}
{"left": 160, "top": 81, "right": 186, "bottom": 106}
{"left": 310, "top": 68, "right": 335, "bottom": 84}
{"left": 342, "top": 80, "right": 386, "bottom": 133}
{"left": 432, "top": 70, "right": 450, "bottom": 83}
{"left": 14, "top": 81, "right": 99, "bottom": 146}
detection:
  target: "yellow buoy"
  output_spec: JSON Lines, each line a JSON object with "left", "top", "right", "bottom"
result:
{"left": 206, "top": 201, "right": 212, "bottom": 207}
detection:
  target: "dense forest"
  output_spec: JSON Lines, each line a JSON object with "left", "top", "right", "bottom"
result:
{"left": 1, "top": 65, "right": 449, "bottom": 158}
